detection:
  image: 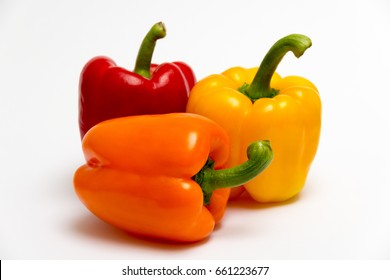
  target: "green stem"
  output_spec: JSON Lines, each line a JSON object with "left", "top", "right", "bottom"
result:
{"left": 133, "top": 22, "right": 166, "bottom": 79}
{"left": 245, "top": 34, "right": 312, "bottom": 100}
{"left": 193, "top": 140, "right": 273, "bottom": 205}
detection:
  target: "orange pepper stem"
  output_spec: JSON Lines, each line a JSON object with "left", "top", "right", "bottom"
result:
{"left": 133, "top": 22, "right": 166, "bottom": 79}
{"left": 245, "top": 34, "right": 312, "bottom": 100}
{"left": 194, "top": 140, "right": 273, "bottom": 205}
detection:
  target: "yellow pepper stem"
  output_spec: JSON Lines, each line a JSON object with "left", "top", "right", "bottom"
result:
{"left": 246, "top": 34, "right": 312, "bottom": 99}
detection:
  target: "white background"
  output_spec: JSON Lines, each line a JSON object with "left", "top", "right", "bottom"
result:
{"left": 1, "top": 0, "right": 390, "bottom": 259}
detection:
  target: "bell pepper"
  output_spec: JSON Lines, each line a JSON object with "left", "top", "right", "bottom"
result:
{"left": 73, "top": 113, "right": 273, "bottom": 242}
{"left": 186, "top": 34, "right": 321, "bottom": 203}
{"left": 78, "top": 22, "right": 196, "bottom": 138}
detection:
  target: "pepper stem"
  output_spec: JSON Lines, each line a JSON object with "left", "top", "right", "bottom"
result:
{"left": 245, "top": 34, "right": 312, "bottom": 100}
{"left": 133, "top": 22, "right": 166, "bottom": 79}
{"left": 193, "top": 140, "right": 273, "bottom": 205}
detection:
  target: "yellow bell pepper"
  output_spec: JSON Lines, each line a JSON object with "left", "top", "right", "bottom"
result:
{"left": 186, "top": 34, "right": 321, "bottom": 202}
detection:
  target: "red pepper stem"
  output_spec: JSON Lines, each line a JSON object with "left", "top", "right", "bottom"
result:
{"left": 246, "top": 34, "right": 312, "bottom": 100}
{"left": 194, "top": 140, "right": 273, "bottom": 205}
{"left": 133, "top": 22, "right": 166, "bottom": 79}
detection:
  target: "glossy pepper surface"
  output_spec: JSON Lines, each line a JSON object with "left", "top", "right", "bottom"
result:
{"left": 186, "top": 34, "right": 321, "bottom": 203}
{"left": 78, "top": 22, "right": 195, "bottom": 138}
{"left": 73, "top": 113, "right": 273, "bottom": 242}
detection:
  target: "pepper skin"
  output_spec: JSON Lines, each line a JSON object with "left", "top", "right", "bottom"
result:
{"left": 186, "top": 34, "right": 321, "bottom": 203}
{"left": 78, "top": 22, "right": 196, "bottom": 138}
{"left": 73, "top": 113, "right": 273, "bottom": 242}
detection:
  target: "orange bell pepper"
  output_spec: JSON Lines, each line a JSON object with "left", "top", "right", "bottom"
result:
{"left": 73, "top": 113, "right": 273, "bottom": 242}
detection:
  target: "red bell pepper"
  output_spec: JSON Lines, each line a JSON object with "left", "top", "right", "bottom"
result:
{"left": 78, "top": 22, "right": 196, "bottom": 138}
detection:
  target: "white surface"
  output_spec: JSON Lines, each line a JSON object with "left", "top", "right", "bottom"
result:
{"left": 1, "top": 0, "right": 390, "bottom": 259}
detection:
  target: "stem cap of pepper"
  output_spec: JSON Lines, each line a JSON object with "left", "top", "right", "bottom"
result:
{"left": 246, "top": 34, "right": 312, "bottom": 100}
{"left": 134, "top": 22, "right": 167, "bottom": 79}
{"left": 195, "top": 140, "right": 273, "bottom": 205}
